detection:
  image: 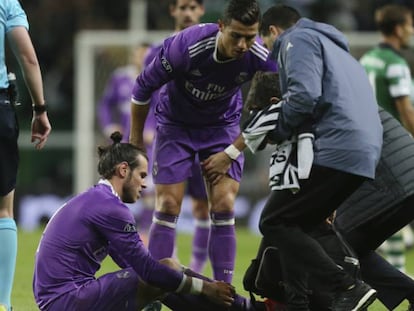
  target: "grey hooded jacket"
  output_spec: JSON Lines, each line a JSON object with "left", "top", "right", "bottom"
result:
{"left": 271, "top": 18, "right": 382, "bottom": 179}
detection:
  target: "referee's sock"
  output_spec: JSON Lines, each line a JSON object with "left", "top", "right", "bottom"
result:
{"left": 0, "top": 218, "right": 17, "bottom": 311}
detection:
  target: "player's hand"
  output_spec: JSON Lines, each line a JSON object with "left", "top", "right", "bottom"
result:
{"left": 202, "top": 281, "right": 235, "bottom": 307}
{"left": 31, "top": 112, "right": 51, "bottom": 150}
{"left": 201, "top": 152, "right": 232, "bottom": 185}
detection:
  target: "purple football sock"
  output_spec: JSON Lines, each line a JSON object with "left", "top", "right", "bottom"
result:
{"left": 148, "top": 211, "right": 178, "bottom": 260}
{"left": 189, "top": 219, "right": 210, "bottom": 273}
{"left": 209, "top": 212, "right": 236, "bottom": 283}
{"left": 138, "top": 207, "right": 154, "bottom": 233}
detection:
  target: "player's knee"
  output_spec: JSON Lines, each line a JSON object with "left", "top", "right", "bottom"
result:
{"left": 157, "top": 194, "right": 182, "bottom": 215}
{"left": 192, "top": 199, "right": 209, "bottom": 219}
{"left": 210, "top": 196, "right": 235, "bottom": 214}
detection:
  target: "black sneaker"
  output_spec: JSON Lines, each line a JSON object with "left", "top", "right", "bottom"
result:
{"left": 142, "top": 300, "right": 162, "bottom": 311}
{"left": 332, "top": 282, "right": 377, "bottom": 311}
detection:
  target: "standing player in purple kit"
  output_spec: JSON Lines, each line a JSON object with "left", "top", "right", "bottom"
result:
{"left": 130, "top": 0, "right": 277, "bottom": 283}
{"left": 33, "top": 131, "right": 257, "bottom": 311}
{"left": 97, "top": 43, "right": 155, "bottom": 245}
{"left": 143, "top": 0, "right": 210, "bottom": 273}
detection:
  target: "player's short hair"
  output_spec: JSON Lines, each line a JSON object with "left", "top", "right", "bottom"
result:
{"left": 222, "top": 0, "right": 261, "bottom": 26}
{"left": 245, "top": 71, "right": 281, "bottom": 111}
{"left": 260, "top": 5, "right": 301, "bottom": 36}
{"left": 97, "top": 131, "right": 147, "bottom": 179}
{"left": 169, "top": 0, "right": 203, "bottom": 6}
{"left": 375, "top": 4, "right": 412, "bottom": 36}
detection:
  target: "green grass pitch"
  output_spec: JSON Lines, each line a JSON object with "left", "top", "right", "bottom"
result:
{"left": 13, "top": 227, "right": 414, "bottom": 310}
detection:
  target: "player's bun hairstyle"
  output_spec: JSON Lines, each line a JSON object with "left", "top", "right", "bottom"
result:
{"left": 97, "top": 131, "right": 147, "bottom": 179}
{"left": 223, "top": 0, "right": 261, "bottom": 26}
{"left": 260, "top": 5, "right": 301, "bottom": 36}
{"left": 245, "top": 71, "right": 281, "bottom": 111}
{"left": 375, "top": 4, "right": 412, "bottom": 36}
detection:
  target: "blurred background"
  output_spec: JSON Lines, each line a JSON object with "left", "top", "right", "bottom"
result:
{"left": 9, "top": 0, "right": 414, "bottom": 233}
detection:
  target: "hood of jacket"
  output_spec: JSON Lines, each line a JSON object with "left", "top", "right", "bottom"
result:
{"left": 271, "top": 18, "right": 349, "bottom": 59}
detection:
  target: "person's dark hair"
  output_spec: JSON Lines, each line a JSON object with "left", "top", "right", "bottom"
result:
{"left": 170, "top": 0, "right": 203, "bottom": 6}
{"left": 375, "top": 4, "right": 412, "bottom": 36}
{"left": 97, "top": 131, "right": 147, "bottom": 179}
{"left": 260, "top": 5, "right": 301, "bottom": 36}
{"left": 222, "top": 0, "right": 261, "bottom": 26}
{"left": 245, "top": 71, "right": 281, "bottom": 111}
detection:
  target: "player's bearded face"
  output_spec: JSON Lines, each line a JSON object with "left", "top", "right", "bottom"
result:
{"left": 171, "top": 0, "right": 205, "bottom": 30}
{"left": 219, "top": 19, "right": 258, "bottom": 59}
{"left": 121, "top": 159, "right": 148, "bottom": 203}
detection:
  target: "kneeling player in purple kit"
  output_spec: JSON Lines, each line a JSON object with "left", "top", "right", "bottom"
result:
{"left": 32, "top": 132, "right": 261, "bottom": 311}
{"left": 130, "top": 0, "right": 276, "bottom": 284}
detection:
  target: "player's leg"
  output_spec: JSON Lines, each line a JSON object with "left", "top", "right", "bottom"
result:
{"left": 148, "top": 183, "right": 186, "bottom": 260}
{"left": 137, "top": 174, "right": 156, "bottom": 246}
{"left": 198, "top": 125, "right": 243, "bottom": 284}
{"left": 259, "top": 166, "right": 373, "bottom": 310}
{"left": 207, "top": 175, "right": 239, "bottom": 283}
{"left": 0, "top": 192, "right": 17, "bottom": 311}
{"left": 48, "top": 261, "right": 174, "bottom": 311}
{"left": 189, "top": 197, "right": 210, "bottom": 273}
{"left": 0, "top": 103, "right": 19, "bottom": 311}
{"left": 337, "top": 196, "right": 414, "bottom": 309}
{"left": 148, "top": 125, "right": 194, "bottom": 260}
{"left": 188, "top": 161, "right": 210, "bottom": 273}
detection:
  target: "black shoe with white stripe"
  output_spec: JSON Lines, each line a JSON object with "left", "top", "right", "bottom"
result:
{"left": 332, "top": 281, "right": 377, "bottom": 311}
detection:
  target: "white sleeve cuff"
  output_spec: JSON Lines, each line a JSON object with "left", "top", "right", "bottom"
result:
{"left": 131, "top": 98, "right": 150, "bottom": 105}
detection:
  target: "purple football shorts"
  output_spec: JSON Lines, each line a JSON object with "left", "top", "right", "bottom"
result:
{"left": 152, "top": 124, "right": 244, "bottom": 184}
{"left": 47, "top": 268, "right": 139, "bottom": 311}
{"left": 187, "top": 159, "right": 207, "bottom": 199}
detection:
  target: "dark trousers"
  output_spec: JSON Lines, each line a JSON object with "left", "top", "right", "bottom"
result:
{"left": 338, "top": 195, "right": 414, "bottom": 309}
{"left": 259, "top": 165, "right": 365, "bottom": 310}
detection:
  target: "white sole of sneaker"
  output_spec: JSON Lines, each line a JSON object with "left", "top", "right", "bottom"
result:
{"left": 351, "top": 289, "right": 377, "bottom": 311}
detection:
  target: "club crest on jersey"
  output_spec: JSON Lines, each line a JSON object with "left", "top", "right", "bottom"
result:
{"left": 116, "top": 270, "right": 131, "bottom": 279}
{"left": 161, "top": 56, "right": 173, "bottom": 73}
{"left": 235, "top": 72, "right": 248, "bottom": 84}
{"left": 123, "top": 223, "right": 137, "bottom": 232}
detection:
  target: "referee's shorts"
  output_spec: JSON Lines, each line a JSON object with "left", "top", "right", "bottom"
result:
{"left": 0, "top": 90, "right": 19, "bottom": 196}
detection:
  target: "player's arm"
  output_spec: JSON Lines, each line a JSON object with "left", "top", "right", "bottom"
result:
{"left": 130, "top": 102, "right": 150, "bottom": 148}
{"left": 275, "top": 32, "right": 322, "bottom": 141}
{"left": 100, "top": 211, "right": 234, "bottom": 305}
{"left": 107, "top": 242, "right": 130, "bottom": 268}
{"left": 7, "top": 25, "right": 51, "bottom": 149}
{"left": 395, "top": 95, "right": 414, "bottom": 136}
{"left": 130, "top": 36, "right": 188, "bottom": 147}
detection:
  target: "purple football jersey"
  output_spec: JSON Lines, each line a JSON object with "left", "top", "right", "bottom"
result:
{"left": 132, "top": 23, "right": 277, "bottom": 128}
{"left": 33, "top": 180, "right": 183, "bottom": 310}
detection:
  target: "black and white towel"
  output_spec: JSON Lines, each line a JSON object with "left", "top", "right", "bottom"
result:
{"left": 242, "top": 102, "right": 314, "bottom": 192}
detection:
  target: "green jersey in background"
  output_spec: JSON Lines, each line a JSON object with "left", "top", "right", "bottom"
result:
{"left": 360, "top": 43, "right": 412, "bottom": 121}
